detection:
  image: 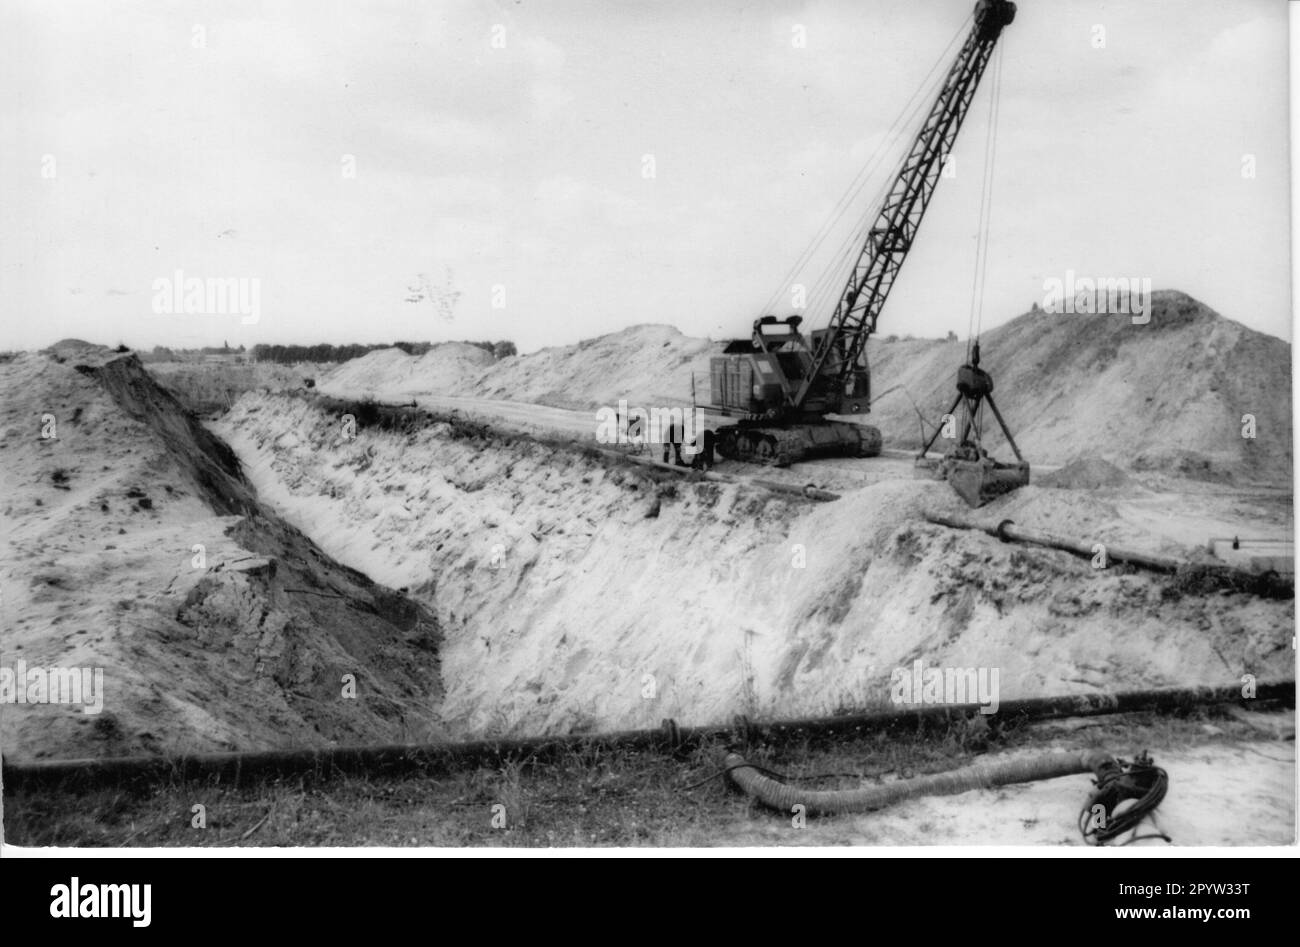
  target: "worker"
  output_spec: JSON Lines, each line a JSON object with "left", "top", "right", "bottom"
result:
{"left": 663, "top": 421, "right": 685, "bottom": 466}
{"left": 688, "top": 429, "right": 715, "bottom": 471}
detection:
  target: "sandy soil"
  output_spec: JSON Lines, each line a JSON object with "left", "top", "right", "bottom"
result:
{"left": 0, "top": 346, "right": 444, "bottom": 759}
{"left": 0, "top": 327, "right": 1291, "bottom": 848}
{"left": 214, "top": 391, "right": 1293, "bottom": 741}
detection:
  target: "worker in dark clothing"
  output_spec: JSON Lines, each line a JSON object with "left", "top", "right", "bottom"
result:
{"left": 663, "top": 421, "right": 685, "bottom": 466}
{"left": 690, "top": 429, "right": 715, "bottom": 471}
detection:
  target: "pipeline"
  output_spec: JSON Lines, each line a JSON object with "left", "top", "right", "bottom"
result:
{"left": 2, "top": 681, "right": 1288, "bottom": 792}
{"left": 926, "top": 512, "right": 1294, "bottom": 596}
{"left": 726, "top": 748, "right": 1115, "bottom": 817}
{"left": 927, "top": 511, "right": 1182, "bottom": 571}
{"left": 724, "top": 681, "right": 1292, "bottom": 746}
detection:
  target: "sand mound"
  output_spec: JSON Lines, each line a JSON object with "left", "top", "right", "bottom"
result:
{"left": 869, "top": 291, "right": 1290, "bottom": 483}
{"left": 0, "top": 349, "right": 444, "bottom": 759}
{"left": 469, "top": 324, "right": 716, "bottom": 410}
{"left": 317, "top": 291, "right": 1291, "bottom": 485}
{"left": 1039, "top": 457, "right": 1133, "bottom": 490}
{"left": 318, "top": 325, "right": 716, "bottom": 412}
{"left": 45, "top": 339, "right": 112, "bottom": 361}
{"left": 319, "top": 343, "right": 495, "bottom": 400}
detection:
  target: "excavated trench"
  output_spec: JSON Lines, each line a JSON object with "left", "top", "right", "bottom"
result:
{"left": 213, "top": 391, "right": 1294, "bottom": 741}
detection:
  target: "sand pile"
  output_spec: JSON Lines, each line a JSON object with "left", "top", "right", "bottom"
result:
{"left": 319, "top": 342, "right": 496, "bottom": 400}
{"left": 1039, "top": 457, "right": 1133, "bottom": 490}
{"left": 868, "top": 291, "right": 1291, "bottom": 483}
{"left": 318, "top": 325, "right": 716, "bottom": 412}
{"left": 0, "top": 347, "right": 444, "bottom": 759}
{"left": 466, "top": 324, "right": 717, "bottom": 410}
{"left": 317, "top": 291, "right": 1291, "bottom": 484}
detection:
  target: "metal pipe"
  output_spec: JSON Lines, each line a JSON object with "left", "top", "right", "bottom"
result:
{"left": 728, "top": 681, "right": 1293, "bottom": 745}
{"left": 928, "top": 511, "right": 1193, "bottom": 573}
{"left": 3, "top": 682, "right": 1288, "bottom": 791}
{"left": 751, "top": 479, "right": 842, "bottom": 502}
{"left": 726, "top": 748, "right": 1115, "bottom": 817}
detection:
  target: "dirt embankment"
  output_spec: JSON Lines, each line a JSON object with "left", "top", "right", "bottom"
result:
{"left": 146, "top": 358, "right": 322, "bottom": 416}
{"left": 215, "top": 392, "right": 1293, "bottom": 740}
{"left": 316, "top": 291, "right": 1291, "bottom": 485}
{"left": 0, "top": 344, "right": 444, "bottom": 760}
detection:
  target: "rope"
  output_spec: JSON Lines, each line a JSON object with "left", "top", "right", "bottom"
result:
{"left": 966, "top": 42, "right": 1004, "bottom": 360}
{"left": 810, "top": 36, "right": 969, "bottom": 329}
{"left": 979, "top": 44, "right": 1004, "bottom": 338}
{"left": 755, "top": 14, "right": 973, "bottom": 322}
{"left": 1077, "top": 751, "right": 1171, "bottom": 846}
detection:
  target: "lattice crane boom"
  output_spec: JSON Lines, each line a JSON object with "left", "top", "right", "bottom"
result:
{"left": 794, "top": 0, "right": 1016, "bottom": 409}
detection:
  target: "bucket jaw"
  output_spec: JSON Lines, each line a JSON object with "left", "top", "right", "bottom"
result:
{"left": 944, "top": 451, "right": 1030, "bottom": 507}
{"left": 916, "top": 342, "right": 1029, "bottom": 507}
{"left": 914, "top": 449, "right": 1029, "bottom": 507}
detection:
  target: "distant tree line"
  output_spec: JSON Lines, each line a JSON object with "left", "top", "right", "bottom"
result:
{"left": 248, "top": 340, "right": 517, "bottom": 364}
{"left": 149, "top": 343, "right": 246, "bottom": 359}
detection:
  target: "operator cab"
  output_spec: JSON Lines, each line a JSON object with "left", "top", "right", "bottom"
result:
{"left": 751, "top": 315, "right": 813, "bottom": 382}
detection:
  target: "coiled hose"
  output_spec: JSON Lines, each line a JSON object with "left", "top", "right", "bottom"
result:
{"left": 725, "top": 749, "right": 1116, "bottom": 817}
{"left": 1079, "top": 751, "right": 1170, "bottom": 845}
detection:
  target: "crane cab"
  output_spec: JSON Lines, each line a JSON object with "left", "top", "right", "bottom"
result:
{"left": 809, "top": 328, "right": 872, "bottom": 416}
{"left": 708, "top": 314, "right": 872, "bottom": 419}
{"left": 710, "top": 315, "right": 810, "bottom": 417}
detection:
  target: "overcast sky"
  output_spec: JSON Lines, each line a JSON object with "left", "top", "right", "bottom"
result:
{"left": 0, "top": 0, "right": 1290, "bottom": 354}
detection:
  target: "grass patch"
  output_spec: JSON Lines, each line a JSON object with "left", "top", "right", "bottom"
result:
{"left": 6, "top": 706, "right": 1285, "bottom": 848}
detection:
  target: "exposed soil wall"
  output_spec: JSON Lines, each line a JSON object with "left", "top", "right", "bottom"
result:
{"left": 0, "top": 345, "right": 444, "bottom": 759}
{"left": 216, "top": 392, "right": 1293, "bottom": 739}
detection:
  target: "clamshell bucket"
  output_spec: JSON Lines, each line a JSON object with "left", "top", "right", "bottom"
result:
{"left": 945, "top": 455, "right": 1030, "bottom": 507}
{"left": 915, "top": 343, "right": 1029, "bottom": 507}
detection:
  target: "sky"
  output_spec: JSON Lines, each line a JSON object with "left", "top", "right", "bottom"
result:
{"left": 0, "top": 0, "right": 1291, "bottom": 354}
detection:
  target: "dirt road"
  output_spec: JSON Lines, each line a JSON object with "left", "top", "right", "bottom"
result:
{"left": 404, "top": 392, "right": 1054, "bottom": 494}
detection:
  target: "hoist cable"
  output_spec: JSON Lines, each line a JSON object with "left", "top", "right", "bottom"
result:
{"left": 966, "top": 42, "right": 1004, "bottom": 358}
{"left": 755, "top": 15, "right": 972, "bottom": 322}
